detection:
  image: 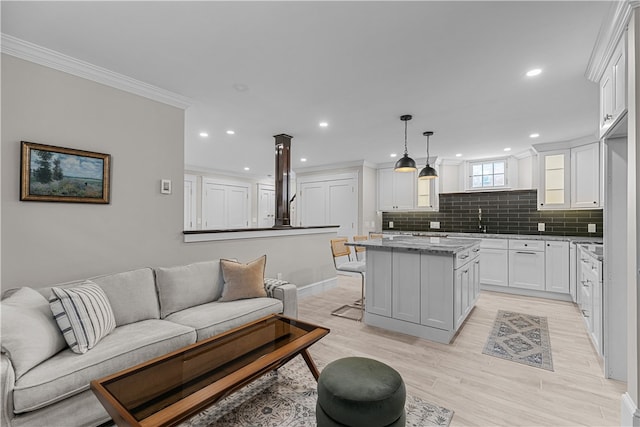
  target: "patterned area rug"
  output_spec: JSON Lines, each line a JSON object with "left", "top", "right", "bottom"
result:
{"left": 180, "top": 356, "right": 453, "bottom": 426}
{"left": 483, "top": 310, "right": 553, "bottom": 371}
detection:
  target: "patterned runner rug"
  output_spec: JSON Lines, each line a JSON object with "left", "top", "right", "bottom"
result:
{"left": 483, "top": 310, "right": 553, "bottom": 371}
{"left": 180, "top": 355, "right": 454, "bottom": 426}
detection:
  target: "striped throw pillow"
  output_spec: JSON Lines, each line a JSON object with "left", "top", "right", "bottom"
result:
{"left": 49, "top": 281, "right": 116, "bottom": 354}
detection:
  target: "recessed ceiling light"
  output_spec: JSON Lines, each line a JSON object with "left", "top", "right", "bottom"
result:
{"left": 526, "top": 68, "right": 542, "bottom": 77}
{"left": 226, "top": 130, "right": 235, "bottom": 135}
{"left": 390, "top": 153, "right": 398, "bottom": 158}
{"left": 529, "top": 133, "right": 540, "bottom": 138}
{"left": 244, "top": 167, "right": 250, "bottom": 171}
{"left": 319, "top": 122, "right": 329, "bottom": 128}
{"left": 300, "top": 158, "right": 307, "bottom": 162}
{"left": 455, "top": 153, "right": 462, "bottom": 157}
{"left": 199, "top": 132, "right": 209, "bottom": 137}
{"left": 504, "top": 147, "right": 512, "bottom": 152}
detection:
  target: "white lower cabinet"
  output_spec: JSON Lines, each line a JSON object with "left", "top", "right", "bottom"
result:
{"left": 578, "top": 246, "right": 603, "bottom": 356}
{"left": 479, "top": 239, "right": 508, "bottom": 287}
{"left": 454, "top": 245, "right": 480, "bottom": 330}
{"left": 508, "top": 240, "right": 545, "bottom": 291}
{"left": 366, "top": 249, "right": 393, "bottom": 318}
{"left": 365, "top": 244, "right": 480, "bottom": 344}
{"left": 392, "top": 249, "right": 421, "bottom": 323}
{"left": 545, "top": 241, "right": 570, "bottom": 293}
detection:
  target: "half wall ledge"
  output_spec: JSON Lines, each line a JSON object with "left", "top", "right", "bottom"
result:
{"left": 183, "top": 226, "right": 340, "bottom": 243}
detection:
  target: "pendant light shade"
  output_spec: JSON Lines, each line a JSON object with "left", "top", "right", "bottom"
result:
{"left": 418, "top": 131, "right": 438, "bottom": 180}
{"left": 394, "top": 115, "right": 417, "bottom": 172}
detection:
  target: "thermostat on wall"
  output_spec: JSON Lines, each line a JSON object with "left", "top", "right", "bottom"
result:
{"left": 161, "top": 179, "right": 172, "bottom": 194}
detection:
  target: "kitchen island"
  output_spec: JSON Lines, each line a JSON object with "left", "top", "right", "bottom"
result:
{"left": 349, "top": 236, "right": 481, "bottom": 344}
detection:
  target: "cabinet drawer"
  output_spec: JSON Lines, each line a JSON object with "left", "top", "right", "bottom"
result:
{"left": 508, "top": 239, "right": 544, "bottom": 251}
{"left": 480, "top": 238, "right": 508, "bottom": 249}
{"left": 454, "top": 249, "right": 472, "bottom": 268}
{"left": 470, "top": 244, "right": 481, "bottom": 259}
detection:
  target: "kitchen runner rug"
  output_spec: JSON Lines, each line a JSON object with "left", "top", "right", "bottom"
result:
{"left": 180, "top": 355, "right": 454, "bottom": 427}
{"left": 483, "top": 310, "right": 554, "bottom": 371}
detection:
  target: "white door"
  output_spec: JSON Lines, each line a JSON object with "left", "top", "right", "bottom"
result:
{"left": 202, "top": 180, "right": 249, "bottom": 229}
{"left": 299, "top": 178, "right": 357, "bottom": 240}
{"left": 202, "top": 182, "right": 226, "bottom": 229}
{"left": 184, "top": 175, "right": 196, "bottom": 230}
{"left": 299, "top": 182, "right": 327, "bottom": 226}
{"left": 327, "top": 180, "right": 356, "bottom": 238}
{"left": 226, "top": 185, "right": 249, "bottom": 228}
{"left": 258, "top": 186, "right": 275, "bottom": 228}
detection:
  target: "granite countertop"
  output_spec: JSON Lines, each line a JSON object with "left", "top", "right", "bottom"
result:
{"left": 348, "top": 235, "right": 480, "bottom": 255}
{"left": 380, "top": 230, "right": 603, "bottom": 245}
{"left": 578, "top": 243, "right": 604, "bottom": 262}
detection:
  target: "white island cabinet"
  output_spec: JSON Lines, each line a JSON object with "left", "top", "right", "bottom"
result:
{"left": 349, "top": 236, "right": 480, "bottom": 344}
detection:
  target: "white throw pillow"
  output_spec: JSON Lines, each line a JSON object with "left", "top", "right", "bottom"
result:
{"left": 1, "top": 287, "right": 67, "bottom": 378}
{"left": 49, "top": 281, "right": 116, "bottom": 354}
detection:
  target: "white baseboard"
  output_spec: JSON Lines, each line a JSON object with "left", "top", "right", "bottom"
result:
{"left": 621, "top": 392, "right": 640, "bottom": 426}
{"left": 297, "top": 277, "right": 338, "bottom": 299}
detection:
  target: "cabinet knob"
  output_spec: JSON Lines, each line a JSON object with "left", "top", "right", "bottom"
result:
{"left": 593, "top": 201, "right": 597, "bottom": 204}
{"left": 603, "top": 114, "right": 613, "bottom": 122}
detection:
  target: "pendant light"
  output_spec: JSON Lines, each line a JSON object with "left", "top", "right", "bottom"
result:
{"left": 394, "top": 115, "right": 417, "bottom": 172}
{"left": 418, "top": 131, "right": 438, "bottom": 180}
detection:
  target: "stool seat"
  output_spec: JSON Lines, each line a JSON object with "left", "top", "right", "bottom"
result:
{"left": 316, "top": 357, "right": 406, "bottom": 427}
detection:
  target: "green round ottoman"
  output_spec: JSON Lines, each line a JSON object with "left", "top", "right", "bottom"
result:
{"left": 316, "top": 357, "right": 406, "bottom": 427}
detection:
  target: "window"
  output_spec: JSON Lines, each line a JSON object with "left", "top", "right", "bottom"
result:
{"left": 470, "top": 160, "right": 506, "bottom": 189}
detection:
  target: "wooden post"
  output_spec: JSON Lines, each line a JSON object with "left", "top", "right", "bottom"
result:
{"left": 274, "top": 134, "right": 292, "bottom": 228}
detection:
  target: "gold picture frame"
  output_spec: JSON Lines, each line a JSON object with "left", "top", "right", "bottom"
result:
{"left": 20, "top": 141, "right": 111, "bottom": 203}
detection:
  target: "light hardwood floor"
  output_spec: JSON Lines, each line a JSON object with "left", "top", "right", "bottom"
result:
{"left": 299, "top": 276, "right": 626, "bottom": 426}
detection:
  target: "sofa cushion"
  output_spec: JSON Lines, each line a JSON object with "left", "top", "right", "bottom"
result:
{"left": 0, "top": 288, "right": 67, "bottom": 379}
{"left": 49, "top": 281, "right": 116, "bottom": 354}
{"left": 155, "top": 260, "right": 224, "bottom": 318}
{"left": 90, "top": 268, "right": 160, "bottom": 326}
{"left": 12, "top": 319, "right": 196, "bottom": 414}
{"left": 38, "top": 268, "right": 160, "bottom": 327}
{"left": 219, "top": 256, "right": 267, "bottom": 302}
{"left": 165, "top": 298, "right": 283, "bottom": 341}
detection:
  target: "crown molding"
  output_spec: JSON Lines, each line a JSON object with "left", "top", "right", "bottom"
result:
{"left": 1, "top": 34, "right": 192, "bottom": 109}
{"left": 585, "top": 1, "right": 638, "bottom": 83}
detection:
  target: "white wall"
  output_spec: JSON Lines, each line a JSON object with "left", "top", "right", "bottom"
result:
{"left": 361, "top": 164, "right": 378, "bottom": 234}
{"left": 1, "top": 55, "right": 336, "bottom": 290}
{"left": 517, "top": 154, "right": 535, "bottom": 189}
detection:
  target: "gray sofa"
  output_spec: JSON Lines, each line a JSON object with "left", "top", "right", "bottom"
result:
{"left": 0, "top": 259, "right": 298, "bottom": 427}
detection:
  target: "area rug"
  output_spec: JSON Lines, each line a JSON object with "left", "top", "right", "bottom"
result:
{"left": 180, "top": 356, "right": 454, "bottom": 426}
{"left": 482, "top": 310, "right": 553, "bottom": 371}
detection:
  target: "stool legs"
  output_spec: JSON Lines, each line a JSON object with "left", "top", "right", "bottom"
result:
{"left": 330, "top": 273, "right": 364, "bottom": 321}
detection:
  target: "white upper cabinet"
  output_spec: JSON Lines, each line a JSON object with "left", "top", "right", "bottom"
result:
{"left": 378, "top": 167, "right": 436, "bottom": 211}
{"left": 571, "top": 143, "right": 600, "bottom": 208}
{"left": 378, "top": 168, "right": 415, "bottom": 210}
{"left": 537, "top": 142, "right": 600, "bottom": 210}
{"left": 538, "top": 150, "right": 571, "bottom": 209}
{"left": 600, "top": 35, "right": 626, "bottom": 137}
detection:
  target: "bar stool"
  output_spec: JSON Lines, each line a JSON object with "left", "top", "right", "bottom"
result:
{"left": 330, "top": 238, "right": 365, "bottom": 321}
{"left": 352, "top": 235, "right": 368, "bottom": 262}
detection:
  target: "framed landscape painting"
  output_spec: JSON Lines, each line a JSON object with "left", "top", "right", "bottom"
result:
{"left": 20, "top": 141, "right": 111, "bottom": 203}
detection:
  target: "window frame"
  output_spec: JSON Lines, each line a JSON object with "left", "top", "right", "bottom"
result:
{"left": 467, "top": 158, "right": 508, "bottom": 190}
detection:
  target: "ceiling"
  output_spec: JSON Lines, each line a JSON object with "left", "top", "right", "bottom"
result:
{"left": 1, "top": 1, "right": 612, "bottom": 178}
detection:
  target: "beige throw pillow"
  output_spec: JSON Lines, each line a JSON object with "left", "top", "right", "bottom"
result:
{"left": 219, "top": 256, "right": 267, "bottom": 302}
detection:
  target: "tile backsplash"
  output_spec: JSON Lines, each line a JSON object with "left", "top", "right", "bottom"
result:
{"left": 382, "top": 190, "right": 603, "bottom": 237}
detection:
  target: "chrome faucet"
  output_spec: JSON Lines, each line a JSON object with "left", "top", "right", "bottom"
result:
{"left": 478, "top": 208, "right": 487, "bottom": 233}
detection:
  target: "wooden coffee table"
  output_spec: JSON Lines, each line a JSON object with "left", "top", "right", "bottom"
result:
{"left": 91, "top": 314, "right": 329, "bottom": 427}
